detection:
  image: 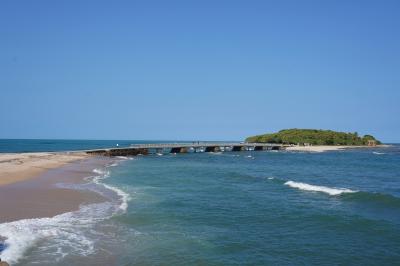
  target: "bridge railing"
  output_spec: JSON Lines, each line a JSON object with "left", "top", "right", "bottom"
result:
{"left": 127, "top": 142, "right": 283, "bottom": 149}
{"left": 85, "top": 142, "right": 285, "bottom": 154}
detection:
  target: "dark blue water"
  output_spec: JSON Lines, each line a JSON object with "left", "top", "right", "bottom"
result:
{"left": 1, "top": 142, "right": 400, "bottom": 265}
{"left": 101, "top": 146, "right": 400, "bottom": 265}
{"left": 0, "top": 139, "right": 205, "bottom": 153}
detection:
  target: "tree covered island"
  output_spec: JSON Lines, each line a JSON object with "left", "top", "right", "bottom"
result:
{"left": 246, "top": 129, "right": 381, "bottom": 146}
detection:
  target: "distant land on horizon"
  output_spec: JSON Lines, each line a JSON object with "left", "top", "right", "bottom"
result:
{"left": 246, "top": 129, "right": 381, "bottom": 146}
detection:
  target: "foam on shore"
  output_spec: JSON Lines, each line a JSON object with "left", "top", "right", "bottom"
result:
{"left": 0, "top": 201, "right": 117, "bottom": 264}
{"left": 92, "top": 168, "right": 130, "bottom": 212}
{"left": 0, "top": 159, "right": 130, "bottom": 264}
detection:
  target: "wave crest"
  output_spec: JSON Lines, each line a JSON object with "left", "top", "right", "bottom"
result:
{"left": 284, "top": 181, "right": 357, "bottom": 196}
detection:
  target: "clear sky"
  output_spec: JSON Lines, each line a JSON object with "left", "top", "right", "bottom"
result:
{"left": 1, "top": 0, "right": 399, "bottom": 142}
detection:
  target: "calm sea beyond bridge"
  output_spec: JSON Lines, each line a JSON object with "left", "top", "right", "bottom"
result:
{"left": 86, "top": 142, "right": 286, "bottom": 156}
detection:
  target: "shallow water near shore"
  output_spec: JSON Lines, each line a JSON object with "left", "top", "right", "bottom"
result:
{"left": 1, "top": 145, "right": 400, "bottom": 265}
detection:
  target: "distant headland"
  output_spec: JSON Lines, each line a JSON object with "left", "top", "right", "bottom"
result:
{"left": 246, "top": 129, "right": 381, "bottom": 146}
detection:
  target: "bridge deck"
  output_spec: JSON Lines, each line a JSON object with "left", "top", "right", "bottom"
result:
{"left": 128, "top": 142, "right": 282, "bottom": 149}
{"left": 86, "top": 142, "right": 285, "bottom": 156}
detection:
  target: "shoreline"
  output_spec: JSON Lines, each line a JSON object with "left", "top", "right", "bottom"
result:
{"left": 285, "top": 144, "right": 390, "bottom": 153}
{"left": 0, "top": 145, "right": 396, "bottom": 264}
{"left": 0, "top": 152, "right": 126, "bottom": 265}
{"left": 0, "top": 144, "right": 387, "bottom": 221}
{"left": 0, "top": 152, "right": 114, "bottom": 223}
{"left": 0, "top": 156, "right": 111, "bottom": 223}
{"left": 0, "top": 152, "right": 90, "bottom": 186}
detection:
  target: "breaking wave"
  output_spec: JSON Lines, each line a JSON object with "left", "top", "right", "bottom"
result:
{"left": 284, "top": 181, "right": 357, "bottom": 196}
{"left": 269, "top": 178, "right": 400, "bottom": 208}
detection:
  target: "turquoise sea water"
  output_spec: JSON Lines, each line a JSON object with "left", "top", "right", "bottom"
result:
{"left": 0, "top": 139, "right": 190, "bottom": 153}
{"left": 1, "top": 142, "right": 400, "bottom": 265}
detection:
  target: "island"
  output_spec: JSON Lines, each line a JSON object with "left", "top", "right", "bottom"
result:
{"left": 246, "top": 129, "right": 382, "bottom": 152}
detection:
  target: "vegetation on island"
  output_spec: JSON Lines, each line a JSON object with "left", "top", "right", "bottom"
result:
{"left": 245, "top": 129, "right": 381, "bottom": 146}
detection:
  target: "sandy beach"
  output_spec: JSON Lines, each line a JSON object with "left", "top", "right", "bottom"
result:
{"left": 0, "top": 152, "right": 90, "bottom": 186}
{"left": 0, "top": 152, "right": 115, "bottom": 265}
{"left": 285, "top": 145, "right": 389, "bottom": 153}
{"left": 0, "top": 152, "right": 110, "bottom": 223}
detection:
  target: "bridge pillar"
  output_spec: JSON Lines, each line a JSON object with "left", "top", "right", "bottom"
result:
{"left": 205, "top": 146, "right": 219, "bottom": 152}
{"left": 170, "top": 147, "right": 182, "bottom": 153}
{"left": 104, "top": 148, "right": 148, "bottom": 156}
{"left": 232, "top": 146, "right": 245, "bottom": 152}
{"left": 139, "top": 148, "right": 149, "bottom": 155}
{"left": 195, "top": 147, "right": 204, "bottom": 152}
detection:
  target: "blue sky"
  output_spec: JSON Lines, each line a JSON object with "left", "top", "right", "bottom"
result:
{"left": 1, "top": 0, "right": 399, "bottom": 142}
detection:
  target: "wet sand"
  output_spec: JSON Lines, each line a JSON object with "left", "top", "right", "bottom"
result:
{"left": 0, "top": 155, "right": 111, "bottom": 223}
{"left": 0, "top": 152, "right": 89, "bottom": 186}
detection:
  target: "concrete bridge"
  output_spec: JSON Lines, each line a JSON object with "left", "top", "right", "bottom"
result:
{"left": 86, "top": 142, "right": 285, "bottom": 157}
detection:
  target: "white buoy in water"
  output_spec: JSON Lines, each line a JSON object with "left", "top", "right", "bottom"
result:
{"left": 116, "top": 144, "right": 119, "bottom": 147}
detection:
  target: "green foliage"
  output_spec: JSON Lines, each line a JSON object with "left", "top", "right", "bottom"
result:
{"left": 245, "top": 129, "right": 381, "bottom": 145}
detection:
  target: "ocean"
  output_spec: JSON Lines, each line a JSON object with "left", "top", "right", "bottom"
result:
{"left": 1, "top": 141, "right": 400, "bottom": 265}
{"left": 0, "top": 139, "right": 192, "bottom": 153}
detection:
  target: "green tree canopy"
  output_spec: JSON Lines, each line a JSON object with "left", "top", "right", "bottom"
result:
{"left": 245, "top": 129, "right": 381, "bottom": 146}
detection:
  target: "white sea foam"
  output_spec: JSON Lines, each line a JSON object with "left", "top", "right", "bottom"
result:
{"left": 0, "top": 165, "right": 131, "bottom": 264}
{"left": 0, "top": 202, "right": 114, "bottom": 264}
{"left": 373, "top": 152, "right": 385, "bottom": 155}
{"left": 92, "top": 168, "right": 105, "bottom": 175}
{"left": 116, "top": 156, "right": 134, "bottom": 160}
{"left": 110, "top": 155, "right": 132, "bottom": 167}
{"left": 92, "top": 168, "right": 130, "bottom": 212}
{"left": 284, "top": 181, "right": 357, "bottom": 196}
